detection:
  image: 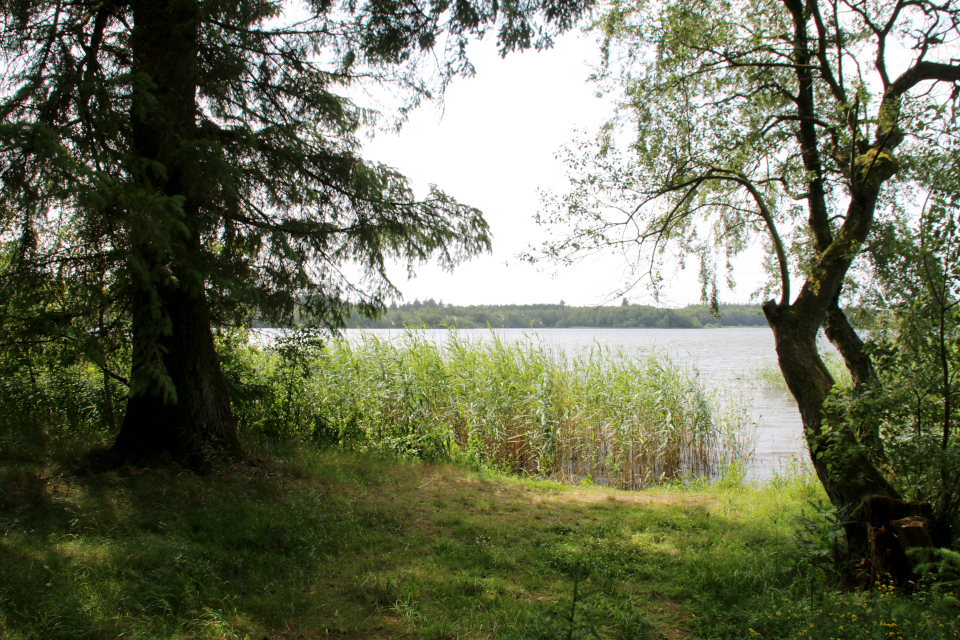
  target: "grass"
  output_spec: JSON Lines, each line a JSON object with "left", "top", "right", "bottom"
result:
{"left": 2, "top": 448, "right": 958, "bottom": 640}
{"left": 241, "top": 328, "right": 754, "bottom": 488}
{"left": 1, "top": 328, "right": 753, "bottom": 489}
{"left": 2, "top": 333, "right": 957, "bottom": 639}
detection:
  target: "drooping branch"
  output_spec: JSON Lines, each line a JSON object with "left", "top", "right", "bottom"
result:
{"left": 710, "top": 169, "right": 791, "bottom": 305}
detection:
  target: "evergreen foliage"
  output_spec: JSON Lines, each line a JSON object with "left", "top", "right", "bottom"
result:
{"left": 0, "top": 0, "right": 591, "bottom": 463}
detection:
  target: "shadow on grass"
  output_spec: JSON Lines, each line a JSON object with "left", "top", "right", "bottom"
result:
{"left": 1, "top": 455, "right": 384, "bottom": 639}
{"left": 3, "top": 450, "right": 954, "bottom": 640}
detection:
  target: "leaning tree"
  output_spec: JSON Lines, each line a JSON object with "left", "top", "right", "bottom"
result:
{"left": 0, "top": 0, "right": 592, "bottom": 466}
{"left": 532, "top": 0, "right": 960, "bottom": 571}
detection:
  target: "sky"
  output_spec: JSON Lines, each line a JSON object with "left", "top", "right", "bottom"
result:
{"left": 360, "top": 31, "right": 770, "bottom": 308}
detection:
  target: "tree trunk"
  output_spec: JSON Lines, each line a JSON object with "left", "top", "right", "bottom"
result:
{"left": 109, "top": 0, "right": 243, "bottom": 467}
{"left": 111, "top": 276, "right": 243, "bottom": 466}
{"left": 763, "top": 301, "right": 901, "bottom": 561}
{"left": 112, "top": 284, "right": 242, "bottom": 465}
{"left": 823, "top": 299, "right": 885, "bottom": 458}
{"left": 764, "top": 300, "right": 938, "bottom": 585}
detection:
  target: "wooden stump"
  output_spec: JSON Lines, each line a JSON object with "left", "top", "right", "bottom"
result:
{"left": 858, "top": 495, "right": 934, "bottom": 588}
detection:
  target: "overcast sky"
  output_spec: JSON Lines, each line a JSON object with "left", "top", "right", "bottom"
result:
{"left": 361, "top": 31, "right": 769, "bottom": 308}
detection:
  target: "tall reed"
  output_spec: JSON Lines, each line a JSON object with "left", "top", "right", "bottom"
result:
{"left": 250, "top": 329, "right": 754, "bottom": 488}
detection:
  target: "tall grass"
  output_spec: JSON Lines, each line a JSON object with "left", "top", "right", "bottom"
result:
{"left": 0, "top": 327, "right": 754, "bottom": 489}
{"left": 243, "top": 329, "right": 754, "bottom": 488}
{"left": 0, "top": 355, "right": 120, "bottom": 462}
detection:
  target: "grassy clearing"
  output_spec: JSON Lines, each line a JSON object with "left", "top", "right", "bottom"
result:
{"left": 238, "top": 329, "right": 753, "bottom": 488}
{"left": 2, "top": 449, "right": 957, "bottom": 640}
{"left": 2, "top": 334, "right": 957, "bottom": 639}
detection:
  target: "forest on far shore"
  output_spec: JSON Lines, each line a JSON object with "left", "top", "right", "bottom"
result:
{"left": 340, "top": 300, "right": 769, "bottom": 329}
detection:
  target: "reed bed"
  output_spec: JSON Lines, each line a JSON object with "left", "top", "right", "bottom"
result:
{"left": 253, "top": 329, "right": 754, "bottom": 488}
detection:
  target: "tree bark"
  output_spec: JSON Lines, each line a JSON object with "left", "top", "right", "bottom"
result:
{"left": 763, "top": 300, "right": 899, "bottom": 559}
{"left": 109, "top": 0, "right": 243, "bottom": 466}
{"left": 823, "top": 299, "right": 884, "bottom": 455}
{"left": 112, "top": 275, "right": 243, "bottom": 466}
{"left": 760, "top": 9, "right": 941, "bottom": 574}
{"left": 763, "top": 296, "right": 939, "bottom": 586}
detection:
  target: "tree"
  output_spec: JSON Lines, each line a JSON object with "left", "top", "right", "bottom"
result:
{"left": 533, "top": 0, "right": 960, "bottom": 564}
{"left": 847, "top": 149, "right": 960, "bottom": 544}
{"left": 0, "top": 0, "right": 591, "bottom": 467}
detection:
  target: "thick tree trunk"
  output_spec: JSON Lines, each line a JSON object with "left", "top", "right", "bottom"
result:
{"left": 109, "top": 0, "right": 243, "bottom": 466}
{"left": 764, "top": 300, "right": 937, "bottom": 585}
{"left": 111, "top": 278, "right": 243, "bottom": 466}
{"left": 763, "top": 302, "right": 899, "bottom": 555}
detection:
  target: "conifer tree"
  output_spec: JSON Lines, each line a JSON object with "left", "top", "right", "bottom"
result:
{"left": 0, "top": 0, "right": 590, "bottom": 465}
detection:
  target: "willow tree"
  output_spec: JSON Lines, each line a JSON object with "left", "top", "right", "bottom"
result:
{"left": 0, "top": 0, "right": 591, "bottom": 466}
{"left": 534, "top": 0, "right": 960, "bottom": 560}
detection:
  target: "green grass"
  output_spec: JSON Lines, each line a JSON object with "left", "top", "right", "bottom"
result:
{"left": 2, "top": 449, "right": 958, "bottom": 640}
{"left": 2, "top": 333, "right": 957, "bottom": 639}
{"left": 1, "top": 328, "right": 753, "bottom": 489}
{"left": 240, "top": 329, "right": 754, "bottom": 488}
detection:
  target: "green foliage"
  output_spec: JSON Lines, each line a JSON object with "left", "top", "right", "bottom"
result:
{"left": 532, "top": 0, "right": 960, "bottom": 309}
{"left": 343, "top": 300, "right": 769, "bottom": 329}
{"left": 225, "top": 328, "right": 753, "bottom": 487}
{"left": 529, "top": 0, "right": 960, "bottom": 549}
{"left": 0, "top": 340, "right": 122, "bottom": 461}
{"left": 0, "top": 0, "right": 592, "bottom": 416}
{"left": 834, "top": 163, "right": 960, "bottom": 536}
{"left": 793, "top": 499, "right": 848, "bottom": 582}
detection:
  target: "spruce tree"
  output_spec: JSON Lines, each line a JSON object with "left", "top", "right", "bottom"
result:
{"left": 0, "top": 0, "right": 590, "bottom": 465}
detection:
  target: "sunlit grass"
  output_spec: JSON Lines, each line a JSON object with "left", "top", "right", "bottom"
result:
{"left": 2, "top": 450, "right": 957, "bottom": 640}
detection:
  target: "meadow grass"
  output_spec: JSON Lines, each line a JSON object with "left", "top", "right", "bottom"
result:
{"left": 3, "top": 332, "right": 957, "bottom": 639}
{"left": 2, "top": 448, "right": 958, "bottom": 640}
{"left": 244, "top": 328, "right": 754, "bottom": 489}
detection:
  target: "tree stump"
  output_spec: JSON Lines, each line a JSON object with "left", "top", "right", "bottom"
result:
{"left": 859, "top": 495, "right": 934, "bottom": 588}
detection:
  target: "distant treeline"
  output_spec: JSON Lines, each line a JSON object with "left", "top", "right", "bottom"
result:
{"left": 346, "top": 300, "right": 768, "bottom": 329}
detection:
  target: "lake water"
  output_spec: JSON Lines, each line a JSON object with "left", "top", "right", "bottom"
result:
{"left": 258, "top": 326, "right": 817, "bottom": 479}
